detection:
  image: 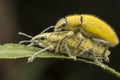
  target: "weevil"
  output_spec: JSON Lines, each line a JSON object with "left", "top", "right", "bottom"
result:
{"left": 54, "top": 14, "right": 119, "bottom": 46}
{"left": 41, "top": 14, "right": 119, "bottom": 60}
{"left": 18, "top": 31, "right": 110, "bottom": 65}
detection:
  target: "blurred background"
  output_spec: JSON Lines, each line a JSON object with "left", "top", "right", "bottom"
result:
{"left": 0, "top": 0, "right": 120, "bottom": 80}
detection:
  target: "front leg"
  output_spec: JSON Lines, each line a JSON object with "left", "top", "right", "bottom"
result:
{"left": 28, "top": 45, "right": 54, "bottom": 62}
{"left": 55, "top": 31, "right": 74, "bottom": 53}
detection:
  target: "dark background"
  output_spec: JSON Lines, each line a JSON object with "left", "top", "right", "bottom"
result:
{"left": 0, "top": 0, "right": 120, "bottom": 80}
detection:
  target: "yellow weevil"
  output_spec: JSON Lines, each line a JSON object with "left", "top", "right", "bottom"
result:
{"left": 54, "top": 14, "right": 119, "bottom": 46}
{"left": 18, "top": 31, "right": 110, "bottom": 67}
{"left": 42, "top": 14, "right": 119, "bottom": 60}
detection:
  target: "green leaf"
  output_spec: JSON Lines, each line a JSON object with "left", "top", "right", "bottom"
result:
{"left": 0, "top": 43, "right": 65, "bottom": 59}
{"left": 0, "top": 43, "right": 120, "bottom": 78}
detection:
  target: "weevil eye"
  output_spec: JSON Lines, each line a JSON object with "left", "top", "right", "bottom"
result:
{"left": 61, "top": 23, "right": 66, "bottom": 27}
{"left": 40, "top": 36, "right": 46, "bottom": 40}
{"left": 61, "top": 17, "right": 67, "bottom": 27}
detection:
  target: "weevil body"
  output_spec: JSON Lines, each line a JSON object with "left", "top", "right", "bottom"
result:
{"left": 54, "top": 14, "right": 119, "bottom": 47}
{"left": 25, "top": 31, "right": 110, "bottom": 63}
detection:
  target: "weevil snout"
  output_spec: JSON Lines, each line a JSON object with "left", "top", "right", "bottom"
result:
{"left": 54, "top": 18, "right": 67, "bottom": 32}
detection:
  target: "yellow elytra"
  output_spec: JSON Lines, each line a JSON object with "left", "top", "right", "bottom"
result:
{"left": 54, "top": 14, "right": 119, "bottom": 47}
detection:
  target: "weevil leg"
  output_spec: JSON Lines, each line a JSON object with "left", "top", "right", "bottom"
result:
{"left": 59, "top": 41, "right": 76, "bottom": 60}
{"left": 79, "top": 48, "right": 106, "bottom": 68}
{"left": 74, "top": 32, "right": 84, "bottom": 56}
{"left": 92, "top": 38, "right": 110, "bottom": 62}
{"left": 64, "top": 44, "right": 76, "bottom": 60}
{"left": 28, "top": 45, "right": 54, "bottom": 62}
{"left": 55, "top": 31, "right": 74, "bottom": 53}
{"left": 41, "top": 26, "right": 54, "bottom": 34}
{"left": 78, "top": 48, "right": 97, "bottom": 60}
